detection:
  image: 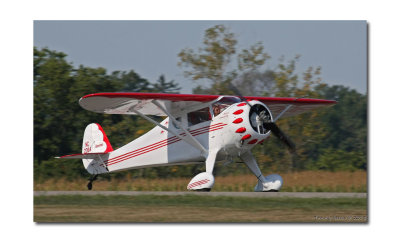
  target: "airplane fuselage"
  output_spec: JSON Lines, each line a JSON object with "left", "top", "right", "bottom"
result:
{"left": 85, "top": 100, "right": 272, "bottom": 174}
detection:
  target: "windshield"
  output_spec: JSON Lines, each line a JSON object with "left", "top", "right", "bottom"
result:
{"left": 188, "top": 107, "right": 211, "bottom": 126}
{"left": 212, "top": 96, "right": 241, "bottom": 117}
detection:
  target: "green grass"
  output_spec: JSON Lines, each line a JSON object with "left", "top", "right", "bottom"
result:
{"left": 34, "top": 195, "right": 366, "bottom": 209}
{"left": 34, "top": 195, "right": 367, "bottom": 222}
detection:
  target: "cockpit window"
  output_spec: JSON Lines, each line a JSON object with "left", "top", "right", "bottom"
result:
{"left": 188, "top": 107, "right": 211, "bottom": 126}
{"left": 212, "top": 96, "right": 241, "bottom": 117}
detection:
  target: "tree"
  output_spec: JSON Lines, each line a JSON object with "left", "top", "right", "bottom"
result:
{"left": 152, "top": 75, "right": 181, "bottom": 93}
{"left": 34, "top": 47, "right": 76, "bottom": 164}
{"left": 117, "top": 70, "right": 152, "bottom": 92}
{"left": 233, "top": 69, "right": 276, "bottom": 96}
{"left": 313, "top": 85, "right": 367, "bottom": 170}
{"left": 178, "top": 25, "right": 269, "bottom": 94}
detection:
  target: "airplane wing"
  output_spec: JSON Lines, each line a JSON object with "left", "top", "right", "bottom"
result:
{"left": 244, "top": 96, "right": 337, "bottom": 119}
{"left": 79, "top": 92, "right": 336, "bottom": 118}
{"left": 79, "top": 92, "right": 221, "bottom": 116}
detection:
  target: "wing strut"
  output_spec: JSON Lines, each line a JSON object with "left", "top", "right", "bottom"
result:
{"left": 151, "top": 100, "right": 208, "bottom": 156}
{"left": 273, "top": 104, "right": 293, "bottom": 122}
{"left": 129, "top": 104, "right": 208, "bottom": 157}
{"left": 273, "top": 97, "right": 307, "bottom": 122}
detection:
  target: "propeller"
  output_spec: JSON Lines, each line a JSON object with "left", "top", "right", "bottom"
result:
{"left": 264, "top": 122, "right": 296, "bottom": 153}
{"left": 228, "top": 82, "right": 296, "bottom": 153}
{"left": 228, "top": 82, "right": 253, "bottom": 108}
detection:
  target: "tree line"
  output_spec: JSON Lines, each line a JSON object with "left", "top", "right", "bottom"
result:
{"left": 34, "top": 25, "right": 366, "bottom": 181}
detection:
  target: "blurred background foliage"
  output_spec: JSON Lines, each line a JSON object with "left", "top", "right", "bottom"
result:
{"left": 34, "top": 25, "right": 366, "bottom": 182}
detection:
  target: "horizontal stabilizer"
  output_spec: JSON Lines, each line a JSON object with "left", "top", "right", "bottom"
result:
{"left": 56, "top": 152, "right": 109, "bottom": 159}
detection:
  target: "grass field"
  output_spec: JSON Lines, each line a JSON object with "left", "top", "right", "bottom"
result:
{"left": 34, "top": 170, "right": 367, "bottom": 192}
{"left": 34, "top": 194, "right": 367, "bottom": 223}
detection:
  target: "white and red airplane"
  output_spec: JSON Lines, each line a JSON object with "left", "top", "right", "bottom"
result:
{"left": 57, "top": 92, "right": 336, "bottom": 191}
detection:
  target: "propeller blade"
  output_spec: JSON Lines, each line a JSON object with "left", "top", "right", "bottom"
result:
{"left": 228, "top": 82, "right": 252, "bottom": 107}
{"left": 265, "top": 122, "right": 296, "bottom": 153}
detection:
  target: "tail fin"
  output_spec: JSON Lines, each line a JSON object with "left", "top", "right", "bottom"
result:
{"left": 56, "top": 123, "right": 112, "bottom": 175}
{"left": 81, "top": 123, "right": 113, "bottom": 171}
{"left": 82, "top": 123, "right": 113, "bottom": 154}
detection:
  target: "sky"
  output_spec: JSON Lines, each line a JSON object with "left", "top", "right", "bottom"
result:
{"left": 34, "top": 20, "right": 367, "bottom": 94}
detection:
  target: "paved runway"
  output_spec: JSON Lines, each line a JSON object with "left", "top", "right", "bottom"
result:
{"left": 34, "top": 191, "right": 367, "bottom": 198}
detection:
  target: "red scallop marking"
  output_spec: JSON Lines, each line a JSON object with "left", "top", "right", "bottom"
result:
{"left": 248, "top": 139, "right": 258, "bottom": 144}
{"left": 233, "top": 109, "right": 244, "bottom": 115}
{"left": 237, "top": 103, "right": 247, "bottom": 107}
{"left": 233, "top": 118, "right": 243, "bottom": 124}
{"left": 95, "top": 124, "right": 114, "bottom": 152}
{"left": 241, "top": 134, "right": 252, "bottom": 140}
{"left": 235, "top": 127, "right": 246, "bottom": 133}
{"left": 258, "top": 139, "right": 265, "bottom": 145}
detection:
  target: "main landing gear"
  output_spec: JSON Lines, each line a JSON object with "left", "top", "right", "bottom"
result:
{"left": 187, "top": 151, "right": 217, "bottom": 191}
{"left": 240, "top": 152, "right": 283, "bottom": 192}
{"left": 87, "top": 174, "right": 98, "bottom": 190}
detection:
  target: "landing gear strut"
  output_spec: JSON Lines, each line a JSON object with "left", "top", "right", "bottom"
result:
{"left": 240, "top": 152, "right": 283, "bottom": 192}
{"left": 87, "top": 174, "right": 98, "bottom": 190}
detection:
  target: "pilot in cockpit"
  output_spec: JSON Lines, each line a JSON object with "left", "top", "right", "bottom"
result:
{"left": 212, "top": 96, "right": 241, "bottom": 117}
{"left": 212, "top": 104, "right": 222, "bottom": 117}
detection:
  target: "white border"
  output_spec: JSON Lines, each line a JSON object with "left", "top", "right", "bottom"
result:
{"left": 1, "top": 0, "right": 398, "bottom": 241}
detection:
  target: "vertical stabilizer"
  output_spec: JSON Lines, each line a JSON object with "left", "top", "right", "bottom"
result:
{"left": 82, "top": 123, "right": 113, "bottom": 170}
{"left": 82, "top": 123, "right": 113, "bottom": 154}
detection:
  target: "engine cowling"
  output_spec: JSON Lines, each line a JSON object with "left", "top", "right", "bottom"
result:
{"left": 227, "top": 100, "right": 273, "bottom": 151}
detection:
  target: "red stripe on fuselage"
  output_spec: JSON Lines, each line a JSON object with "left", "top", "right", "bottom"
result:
{"left": 105, "top": 138, "right": 179, "bottom": 166}
{"left": 103, "top": 123, "right": 227, "bottom": 167}
{"left": 105, "top": 123, "right": 224, "bottom": 164}
{"left": 105, "top": 125, "right": 226, "bottom": 167}
{"left": 104, "top": 123, "right": 225, "bottom": 166}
